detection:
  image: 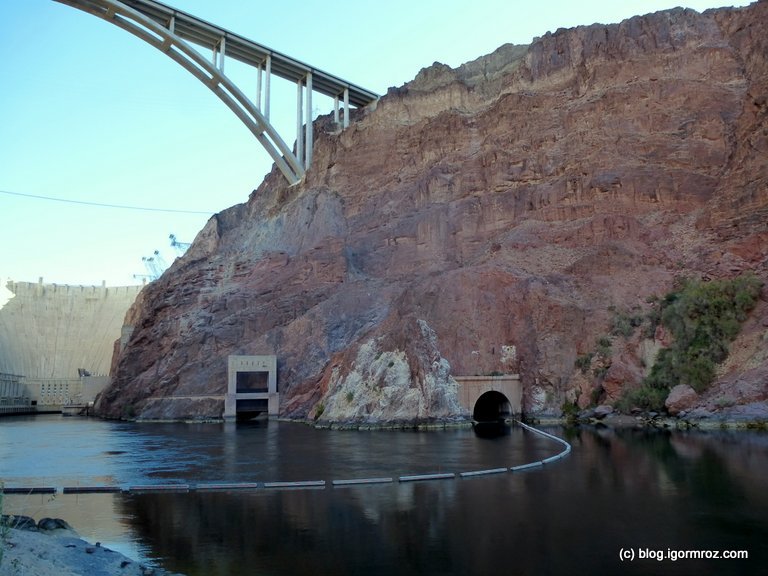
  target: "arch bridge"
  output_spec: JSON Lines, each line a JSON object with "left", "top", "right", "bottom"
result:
{"left": 455, "top": 375, "right": 522, "bottom": 422}
{"left": 53, "top": 0, "right": 379, "bottom": 184}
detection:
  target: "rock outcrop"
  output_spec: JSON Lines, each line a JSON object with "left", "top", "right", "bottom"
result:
{"left": 96, "top": 2, "right": 768, "bottom": 422}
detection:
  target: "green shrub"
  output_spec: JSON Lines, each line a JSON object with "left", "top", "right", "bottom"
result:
{"left": 611, "top": 309, "right": 644, "bottom": 338}
{"left": 592, "top": 364, "right": 610, "bottom": 379}
{"left": 611, "top": 314, "right": 635, "bottom": 338}
{"left": 617, "top": 384, "right": 668, "bottom": 412}
{"left": 575, "top": 337, "right": 612, "bottom": 377}
{"left": 575, "top": 352, "right": 594, "bottom": 374}
{"left": 642, "top": 295, "right": 663, "bottom": 339}
{"left": 561, "top": 401, "right": 579, "bottom": 420}
{"left": 635, "top": 274, "right": 762, "bottom": 408}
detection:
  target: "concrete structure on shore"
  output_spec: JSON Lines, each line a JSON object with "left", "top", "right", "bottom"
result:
{"left": 224, "top": 355, "right": 279, "bottom": 419}
{"left": 455, "top": 375, "right": 522, "bottom": 421}
{"left": 0, "top": 279, "right": 141, "bottom": 412}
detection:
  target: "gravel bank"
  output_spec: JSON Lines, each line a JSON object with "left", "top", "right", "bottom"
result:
{"left": 0, "top": 520, "right": 182, "bottom": 576}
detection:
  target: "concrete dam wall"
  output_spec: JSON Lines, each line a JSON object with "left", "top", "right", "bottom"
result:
{"left": 0, "top": 279, "right": 141, "bottom": 380}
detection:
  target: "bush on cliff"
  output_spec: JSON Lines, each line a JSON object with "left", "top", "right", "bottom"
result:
{"left": 621, "top": 275, "right": 763, "bottom": 412}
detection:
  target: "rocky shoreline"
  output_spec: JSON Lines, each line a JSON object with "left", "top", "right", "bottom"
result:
{"left": 532, "top": 403, "right": 768, "bottom": 431}
{"left": 304, "top": 412, "right": 768, "bottom": 431}
{"left": 0, "top": 516, "right": 181, "bottom": 576}
{"left": 106, "top": 408, "right": 768, "bottom": 431}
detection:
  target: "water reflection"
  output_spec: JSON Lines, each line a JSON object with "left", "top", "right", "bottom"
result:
{"left": 2, "top": 417, "right": 767, "bottom": 575}
{"left": 1, "top": 416, "right": 550, "bottom": 486}
{"left": 471, "top": 421, "right": 512, "bottom": 438}
{"left": 108, "top": 428, "right": 768, "bottom": 576}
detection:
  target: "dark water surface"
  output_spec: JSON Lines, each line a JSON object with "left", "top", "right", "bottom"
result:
{"left": 1, "top": 415, "right": 767, "bottom": 575}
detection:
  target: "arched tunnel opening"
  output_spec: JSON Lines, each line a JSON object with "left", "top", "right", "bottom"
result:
{"left": 473, "top": 391, "right": 512, "bottom": 423}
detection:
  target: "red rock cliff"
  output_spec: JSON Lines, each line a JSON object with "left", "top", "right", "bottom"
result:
{"left": 96, "top": 2, "right": 768, "bottom": 423}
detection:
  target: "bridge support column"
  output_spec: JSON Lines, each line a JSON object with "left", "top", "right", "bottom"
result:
{"left": 333, "top": 88, "right": 351, "bottom": 130}
{"left": 333, "top": 96, "right": 340, "bottom": 125}
{"left": 296, "top": 79, "right": 304, "bottom": 166}
{"left": 343, "top": 88, "right": 350, "bottom": 128}
{"left": 264, "top": 55, "right": 271, "bottom": 120}
{"left": 305, "top": 72, "right": 313, "bottom": 168}
{"left": 257, "top": 65, "right": 262, "bottom": 111}
{"left": 213, "top": 36, "right": 226, "bottom": 72}
{"left": 295, "top": 72, "right": 314, "bottom": 169}
{"left": 256, "top": 55, "right": 272, "bottom": 120}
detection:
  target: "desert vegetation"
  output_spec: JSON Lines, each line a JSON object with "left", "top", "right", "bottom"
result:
{"left": 620, "top": 275, "right": 763, "bottom": 411}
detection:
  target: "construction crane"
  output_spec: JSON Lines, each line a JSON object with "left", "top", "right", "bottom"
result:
{"left": 169, "top": 234, "right": 191, "bottom": 256}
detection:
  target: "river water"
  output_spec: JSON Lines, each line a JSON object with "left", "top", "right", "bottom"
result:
{"left": 1, "top": 415, "right": 767, "bottom": 575}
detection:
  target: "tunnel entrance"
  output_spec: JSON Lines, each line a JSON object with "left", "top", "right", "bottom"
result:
{"left": 236, "top": 398, "right": 268, "bottom": 421}
{"left": 473, "top": 390, "right": 512, "bottom": 422}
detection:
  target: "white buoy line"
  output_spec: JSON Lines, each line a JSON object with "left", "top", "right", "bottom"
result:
{"left": 2, "top": 421, "right": 571, "bottom": 494}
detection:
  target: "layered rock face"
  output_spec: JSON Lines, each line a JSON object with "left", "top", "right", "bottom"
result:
{"left": 97, "top": 2, "right": 768, "bottom": 422}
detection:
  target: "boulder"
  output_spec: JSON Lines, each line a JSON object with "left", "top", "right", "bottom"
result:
{"left": 1, "top": 514, "right": 38, "bottom": 531}
{"left": 593, "top": 405, "right": 614, "bottom": 419}
{"left": 665, "top": 385, "right": 699, "bottom": 415}
{"left": 37, "top": 517, "right": 75, "bottom": 533}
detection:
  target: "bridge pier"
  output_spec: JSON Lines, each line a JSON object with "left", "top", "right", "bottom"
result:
{"left": 256, "top": 55, "right": 272, "bottom": 120}
{"left": 305, "top": 72, "right": 313, "bottom": 167}
{"left": 332, "top": 88, "right": 351, "bottom": 130}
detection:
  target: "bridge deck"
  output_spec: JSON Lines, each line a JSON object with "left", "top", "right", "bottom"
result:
{"left": 73, "top": 0, "right": 379, "bottom": 107}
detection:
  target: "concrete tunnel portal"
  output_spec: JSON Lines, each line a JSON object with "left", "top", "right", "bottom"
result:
{"left": 456, "top": 375, "right": 522, "bottom": 422}
{"left": 472, "top": 390, "right": 513, "bottom": 422}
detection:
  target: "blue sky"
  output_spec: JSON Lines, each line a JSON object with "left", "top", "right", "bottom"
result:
{"left": 0, "top": 0, "right": 752, "bottom": 300}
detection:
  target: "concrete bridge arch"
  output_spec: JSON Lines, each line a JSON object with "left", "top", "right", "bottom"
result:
{"left": 54, "top": 0, "right": 378, "bottom": 184}
{"left": 455, "top": 375, "right": 522, "bottom": 422}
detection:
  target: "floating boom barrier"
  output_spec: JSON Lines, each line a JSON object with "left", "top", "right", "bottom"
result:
{"left": 2, "top": 421, "right": 571, "bottom": 495}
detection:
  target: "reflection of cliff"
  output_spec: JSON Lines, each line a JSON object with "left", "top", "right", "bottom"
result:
{"left": 0, "top": 280, "right": 141, "bottom": 378}
{"left": 119, "top": 429, "right": 768, "bottom": 576}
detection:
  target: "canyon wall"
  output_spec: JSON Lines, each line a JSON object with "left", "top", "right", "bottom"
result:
{"left": 97, "top": 2, "right": 767, "bottom": 423}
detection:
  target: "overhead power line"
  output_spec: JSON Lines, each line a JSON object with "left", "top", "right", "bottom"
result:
{"left": 0, "top": 189, "right": 215, "bottom": 215}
